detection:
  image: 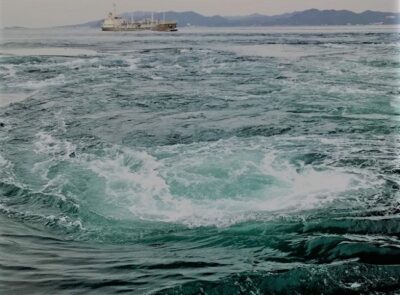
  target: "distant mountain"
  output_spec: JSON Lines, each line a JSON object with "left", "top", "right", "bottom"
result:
{"left": 269, "top": 9, "right": 400, "bottom": 26}
{"left": 4, "top": 26, "right": 27, "bottom": 30}
{"left": 68, "top": 9, "right": 400, "bottom": 28}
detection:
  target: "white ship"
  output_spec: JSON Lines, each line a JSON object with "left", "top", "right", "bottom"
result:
{"left": 102, "top": 4, "right": 178, "bottom": 32}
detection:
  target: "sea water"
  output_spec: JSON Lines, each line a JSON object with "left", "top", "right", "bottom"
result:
{"left": 0, "top": 26, "right": 399, "bottom": 294}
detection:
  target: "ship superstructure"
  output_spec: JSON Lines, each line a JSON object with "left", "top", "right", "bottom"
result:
{"left": 102, "top": 3, "right": 177, "bottom": 32}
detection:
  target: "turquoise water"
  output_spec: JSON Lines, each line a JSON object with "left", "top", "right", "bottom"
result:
{"left": 1, "top": 26, "right": 400, "bottom": 294}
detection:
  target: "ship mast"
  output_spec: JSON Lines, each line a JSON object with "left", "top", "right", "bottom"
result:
{"left": 113, "top": 1, "right": 117, "bottom": 17}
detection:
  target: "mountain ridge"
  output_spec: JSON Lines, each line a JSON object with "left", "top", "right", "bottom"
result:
{"left": 65, "top": 9, "right": 400, "bottom": 28}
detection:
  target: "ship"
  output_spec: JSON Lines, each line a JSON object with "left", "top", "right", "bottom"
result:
{"left": 102, "top": 3, "right": 178, "bottom": 32}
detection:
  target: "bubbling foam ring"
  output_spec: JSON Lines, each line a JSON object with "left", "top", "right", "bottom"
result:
{"left": 84, "top": 138, "right": 382, "bottom": 227}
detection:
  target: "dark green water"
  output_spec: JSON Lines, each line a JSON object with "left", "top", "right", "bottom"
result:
{"left": 0, "top": 26, "right": 400, "bottom": 294}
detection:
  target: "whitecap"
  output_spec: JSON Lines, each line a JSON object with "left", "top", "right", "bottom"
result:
{"left": 125, "top": 57, "right": 141, "bottom": 70}
{"left": 2, "top": 64, "right": 17, "bottom": 77}
{"left": 33, "top": 132, "right": 76, "bottom": 180}
{"left": 150, "top": 75, "right": 164, "bottom": 80}
{"left": 21, "top": 74, "right": 66, "bottom": 90}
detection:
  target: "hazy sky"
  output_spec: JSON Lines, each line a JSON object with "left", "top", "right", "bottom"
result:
{"left": 1, "top": 0, "right": 399, "bottom": 28}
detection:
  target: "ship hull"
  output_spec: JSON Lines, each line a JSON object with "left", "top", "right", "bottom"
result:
{"left": 102, "top": 23, "right": 178, "bottom": 32}
{"left": 102, "top": 27, "right": 178, "bottom": 32}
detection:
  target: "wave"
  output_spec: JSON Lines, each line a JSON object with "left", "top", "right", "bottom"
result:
{"left": 155, "top": 263, "right": 400, "bottom": 295}
{"left": 0, "top": 28, "right": 399, "bottom": 293}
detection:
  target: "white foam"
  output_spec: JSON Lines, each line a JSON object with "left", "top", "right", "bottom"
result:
{"left": 84, "top": 137, "right": 383, "bottom": 228}
{"left": 150, "top": 74, "right": 164, "bottom": 80}
{"left": 87, "top": 148, "right": 182, "bottom": 222}
{"left": 33, "top": 132, "right": 76, "bottom": 180}
{"left": 125, "top": 57, "right": 141, "bottom": 70}
{"left": 54, "top": 111, "right": 67, "bottom": 133}
{"left": 349, "top": 283, "right": 362, "bottom": 289}
{"left": 56, "top": 58, "right": 99, "bottom": 69}
{"left": 22, "top": 74, "right": 66, "bottom": 90}
{"left": 0, "top": 154, "right": 10, "bottom": 168}
{"left": 47, "top": 215, "right": 83, "bottom": 230}
{"left": 34, "top": 132, "right": 75, "bottom": 158}
{"left": 2, "top": 64, "right": 17, "bottom": 77}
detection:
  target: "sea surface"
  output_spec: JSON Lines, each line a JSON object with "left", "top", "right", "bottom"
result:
{"left": 0, "top": 26, "right": 400, "bottom": 294}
